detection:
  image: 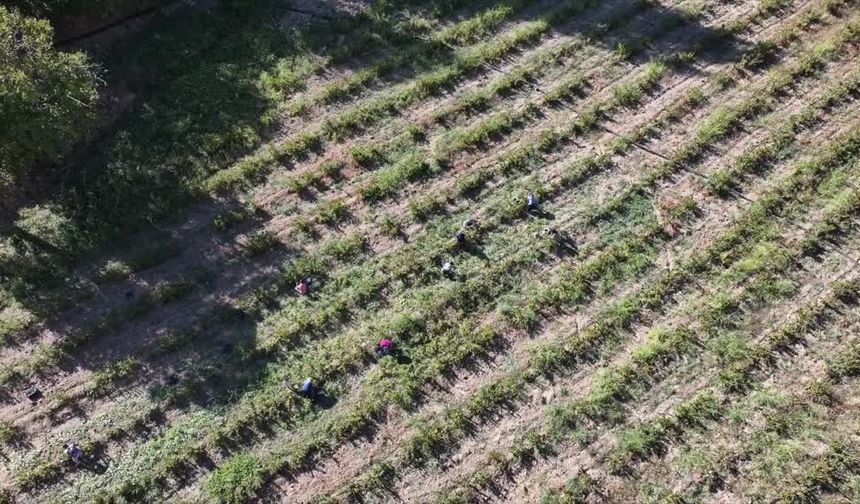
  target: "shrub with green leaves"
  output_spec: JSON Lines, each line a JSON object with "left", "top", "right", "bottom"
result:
{"left": 0, "top": 5, "right": 100, "bottom": 185}
{"left": 205, "top": 453, "right": 265, "bottom": 504}
{"left": 0, "top": 420, "right": 21, "bottom": 446}
{"left": 244, "top": 230, "right": 279, "bottom": 256}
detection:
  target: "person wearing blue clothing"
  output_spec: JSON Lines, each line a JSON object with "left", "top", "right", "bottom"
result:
{"left": 65, "top": 443, "right": 83, "bottom": 464}
{"left": 299, "top": 377, "right": 315, "bottom": 399}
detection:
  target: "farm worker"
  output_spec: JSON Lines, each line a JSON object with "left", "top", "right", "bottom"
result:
{"left": 441, "top": 261, "right": 454, "bottom": 278}
{"left": 299, "top": 377, "right": 315, "bottom": 398}
{"left": 542, "top": 227, "right": 577, "bottom": 254}
{"left": 527, "top": 192, "right": 539, "bottom": 211}
{"left": 377, "top": 338, "right": 394, "bottom": 356}
{"left": 65, "top": 443, "right": 83, "bottom": 464}
{"left": 295, "top": 278, "right": 310, "bottom": 296}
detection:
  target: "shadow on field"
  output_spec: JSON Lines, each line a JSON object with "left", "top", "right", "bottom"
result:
{"left": 0, "top": 0, "right": 756, "bottom": 493}
{"left": 0, "top": 0, "right": 752, "bottom": 305}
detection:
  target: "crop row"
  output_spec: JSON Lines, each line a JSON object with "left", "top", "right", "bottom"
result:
{"left": 15, "top": 0, "right": 832, "bottom": 496}
{"left": 223, "top": 0, "right": 828, "bottom": 330}
{"left": 0, "top": 0, "right": 546, "bottom": 356}
{"left": 42, "top": 2, "right": 820, "bottom": 496}
{"left": 585, "top": 16, "right": 860, "bottom": 225}
{"left": 204, "top": 0, "right": 708, "bottom": 192}
{"left": 249, "top": 0, "right": 792, "bottom": 322}
{"left": 18, "top": 3, "right": 828, "bottom": 498}
{"left": 283, "top": 1, "right": 547, "bottom": 116}
{"left": 429, "top": 116, "right": 860, "bottom": 503}
{"left": 604, "top": 274, "right": 860, "bottom": 477}
{"left": 0, "top": 276, "right": 201, "bottom": 390}
{"left": 8, "top": 36, "right": 682, "bottom": 492}
{"left": 65, "top": 3, "right": 860, "bottom": 504}
{"left": 329, "top": 100, "right": 860, "bottom": 503}
{"left": 236, "top": 0, "right": 705, "bottom": 321}
{"left": 630, "top": 292, "right": 860, "bottom": 502}
{"left": 4, "top": 231, "right": 374, "bottom": 489}
{"left": 55, "top": 102, "right": 708, "bottom": 500}
{"left": 267, "top": 0, "right": 674, "bottom": 208}
{"left": 195, "top": 13, "right": 860, "bottom": 498}
{"left": 77, "top": 0, "right": 660, "bottom": 363}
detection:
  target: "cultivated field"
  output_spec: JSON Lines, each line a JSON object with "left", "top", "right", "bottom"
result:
{"left": 2, "top": 0, "right": 860, "bottom": 502}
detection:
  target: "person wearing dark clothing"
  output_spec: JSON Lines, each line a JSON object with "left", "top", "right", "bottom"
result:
{"left": 65, "top": 443, "right": 84, "bottom": 465}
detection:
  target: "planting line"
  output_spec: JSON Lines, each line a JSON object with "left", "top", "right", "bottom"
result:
{"left": 5, "top": 0, "right": 832, "bottom": 500}
{"left": 426, "top": 115, "right": 860, "bottom": 503}
{"left": 20, "top": 1, "right": 828, "bottom": 494}
{"left": 202, "top": 26, "right": 860, "bottom": 500}
{"left": 314, "top": 72, "right": 860, "bottom": 504}
{"left": 10, "top": 3, "right": 832, "bottom": 496}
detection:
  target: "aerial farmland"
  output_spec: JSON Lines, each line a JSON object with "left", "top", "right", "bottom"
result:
{"left": 1, "top": 0, "right": 860, "bottom": 502}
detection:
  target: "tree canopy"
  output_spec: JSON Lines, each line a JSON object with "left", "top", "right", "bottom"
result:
{"left": 0, "top": 5, "right": 99, "bottom": 186}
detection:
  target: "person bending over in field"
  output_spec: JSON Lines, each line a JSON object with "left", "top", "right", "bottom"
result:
{"left": 455, "top": 217, "right": 478, "bottom": 247}
{"left": 441, "top": 261, "right": 455, "bottom": 278}
{"left": 527, "top": 192, "right": 539, "bottom": 212}
{"left": 539, "top": 227, "right": 577, "bottom": 255}
{"left": 298, "top": 377, "right": 316, "bottom": 399}
{"left": 377, "top": 338, "right": 394, "bottom": 356}
{"left": 295, "top": 277, "right": 311, "bottom": 296}
{"left": 65, "top": 443, "right": 84, "bottom": 465}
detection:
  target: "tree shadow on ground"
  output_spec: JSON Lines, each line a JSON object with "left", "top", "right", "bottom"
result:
{"left": 0, "top": 0, "right": 757, "bottom": 496}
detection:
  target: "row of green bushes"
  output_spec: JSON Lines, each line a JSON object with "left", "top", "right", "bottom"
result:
{"left": 437, "top": 121, "right": 860, "bottom": 504}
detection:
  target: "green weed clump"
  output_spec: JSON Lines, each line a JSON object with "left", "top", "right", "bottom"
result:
{"left": 409, "top": 195, "right": 447, "bottom": 221}
{"left": 91, "top": 357, "right": 141, "bottom": 396}
{"left": 540, "top": 472, "right": 599, "bottom": 504}
{"left": 350, "top": 144, "right": 385, "bottom": 168}
{"left": 243, "top": 231, "right": 279, "bottom": 258}
{"left": 151, "top": 281, "right": 196, "bottom": 305}
{"left": 315, "top": 198, "right": 349, "bottom": 226}
{"left": 204, "top": 453, "right": 265, "bottom": 504}
{"left": 543, "top": 73, "right": 587, "bottom": 104}
{"left": 319, "top": 234, "right": 366, "bottom": 261}
{"left": 0, "top": 421, "right": 22, "bottom": 446}
{"left": 827, "top": 340, "right": 860, "bottom": 380}
{"left": 283, "top": 171, "right": 324, "bottom": 194}
{"left": 214, "top": 205, "right": 260, "bottom": 231}
{"left": 361, "top": 153, "right": 432, "bottom": 202}
{"left": 0, "top": 306, "right": 33, "bottom": 348}
{"left": 341, "top": 462, "right": 395, "bottom": 502}
{"left": 320, "top": 159, "right": 345, "bottom": 179}
{"left": 613, "top": 60, "right": 667, "bottom": 106}
{"left": 378, "top": 215, "right": 402, "bottom": 238}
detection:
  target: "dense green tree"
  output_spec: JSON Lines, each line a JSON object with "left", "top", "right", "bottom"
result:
{"left": 0, "top": 5, "right": 99, "bottom": 185}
